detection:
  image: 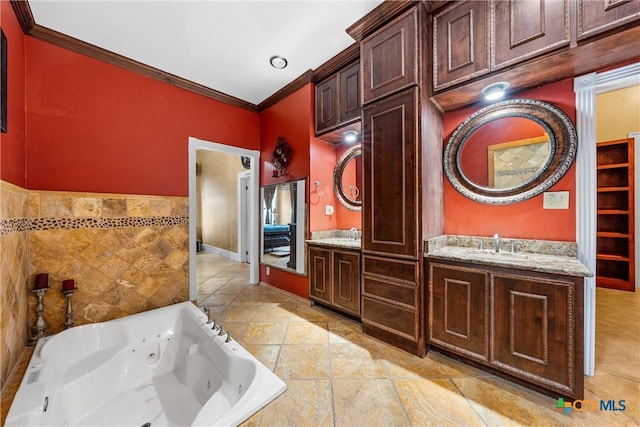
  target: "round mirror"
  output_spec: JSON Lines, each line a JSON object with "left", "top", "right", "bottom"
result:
{"left": 333, "top": 146, "right": 362, "bottom": 211}
{"left": 444, "top": 99, "right": 577, "bottom": 204}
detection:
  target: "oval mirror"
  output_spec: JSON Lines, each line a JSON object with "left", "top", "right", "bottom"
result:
{"left": 444, "top": 99, "right": 577, "bottom": 205}
{"left": 333, "top": 146, "right": 362, "bottom": 211}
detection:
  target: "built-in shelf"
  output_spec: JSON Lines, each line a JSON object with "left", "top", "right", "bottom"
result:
{"left": 596, "top": 138, "right": 635, "bottom": 292}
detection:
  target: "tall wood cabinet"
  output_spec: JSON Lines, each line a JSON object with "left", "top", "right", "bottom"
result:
{"left": 360, "top": 5, "right": 443, "bottom": 356}
{"left": 596, "top": 138, "right": 635, "bottom": 292}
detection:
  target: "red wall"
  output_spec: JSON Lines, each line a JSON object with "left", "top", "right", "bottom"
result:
{"left": 25, "top": 38, "right": 260, "bottom": 196}
{"left": 259, "top": 84, "right": 313, "bottom": 298}
{"left": 443, "top": 79, "right": 576, "bottom": 241}
{"left": 310, "top": 138, "right": 338, "bottom": 231}
{"left": 1, "top": 2, "right": 27, "bottom": 187}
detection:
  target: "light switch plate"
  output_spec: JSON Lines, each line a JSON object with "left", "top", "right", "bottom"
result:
{"left": 543, "top": 191, "right": 570, "bottom": 209}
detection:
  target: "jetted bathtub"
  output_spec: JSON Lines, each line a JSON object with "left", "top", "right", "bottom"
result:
{"left": 6, "top": 302, "right": 287, "bottom": 426}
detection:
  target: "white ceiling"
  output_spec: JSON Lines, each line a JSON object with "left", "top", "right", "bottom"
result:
{"left": 29, "top": 0, "right": 385, "bottom": 105}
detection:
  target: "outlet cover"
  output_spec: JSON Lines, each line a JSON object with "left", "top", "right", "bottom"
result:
{"left": 325, "top": 205, "right": 334, "bottom": 215}
{"left": 543, "top": 191, "right": 570, "bottom": 209}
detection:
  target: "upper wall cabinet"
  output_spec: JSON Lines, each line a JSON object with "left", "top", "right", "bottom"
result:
{"left": 362, "top": 8, "right": 418, "bottom": 104}
{"left": 433, "top": 1, "right": 490, "bottom": 91}
{"left": 315, "top": 61, "right": 361, "bottom": 136}
{"left": 577, "top": 0, "right": 640, "bottom": 41}
{"left": 433, "top": 0, "right": 639, "bottom": 92}
{"left": 491, "top": 0, "right": 570, "bottom": 70}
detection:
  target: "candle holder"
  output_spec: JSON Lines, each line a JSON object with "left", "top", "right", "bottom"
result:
{"left": 29, "top": 287, "right": 49, "bottom": 345}
{"left": 61, "top": 287, "right": 77, "bottom": 330}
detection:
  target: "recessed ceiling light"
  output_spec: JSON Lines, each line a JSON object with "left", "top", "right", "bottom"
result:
{"left": 343, "top": 130, "right": 359, "bottom": 144}
{"left": 481, "top": 81, "right": 511, "bottom": 101}
{"left": 270, "top": 55, "right": 288, "bottom": 69}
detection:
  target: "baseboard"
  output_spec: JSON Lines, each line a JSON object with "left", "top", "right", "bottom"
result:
{"left": 200, "top": 244, "right": 239, "bottom": 262}
{"left": 258, "top": 281, "right": 311, "bottom": 306}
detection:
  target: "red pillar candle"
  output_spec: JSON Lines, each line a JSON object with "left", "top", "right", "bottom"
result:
{"left": 62, "top": 279, "right": 75, "bottom": 291}
{"left": 34, "top": 273, "right": 49, "bottom": 289}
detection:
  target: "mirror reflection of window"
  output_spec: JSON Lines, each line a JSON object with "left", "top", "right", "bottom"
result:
{"left": 260, "top": 179, "right": 306, "bottom": 275}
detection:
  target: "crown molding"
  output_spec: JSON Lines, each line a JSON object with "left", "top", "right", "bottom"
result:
{"left": 11, "top": 1, "right": 259, "bottom": 112}
{"left": 312, "top": 43, "right": 360, "bottom": 83}
{"left": 346, "top": 0, "right": 416, "bottom": 41}
{"left": 258, "top": 70, "right": 314, "bottom": 112}
{"left": 10, "top": 1, "right": 36, "bottom": 33}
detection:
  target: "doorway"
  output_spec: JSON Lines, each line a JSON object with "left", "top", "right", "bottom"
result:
{"left": 188, "top": 137, "right": 260, "bottom": 301}
{"left": 575, "top": 62, "right": 640, "bottom": 376}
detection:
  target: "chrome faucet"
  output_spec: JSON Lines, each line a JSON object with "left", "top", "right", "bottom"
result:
{"left": 493, "top": 233, "right": 500, "bottom": 252}
{"left": 349, "top": 227, "right": 359, "bottom": 241}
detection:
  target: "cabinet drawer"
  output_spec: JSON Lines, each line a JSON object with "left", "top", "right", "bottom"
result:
{"left": 362, "top": 255, "right": 418, "bottom": 284}
{"left": 362, "top": 296, "right": 418, "bottom": 341}
{"left": 363, "top": 276, "right": 417, "bottom": 308}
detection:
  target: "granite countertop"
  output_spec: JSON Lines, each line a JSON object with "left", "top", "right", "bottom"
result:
{"left": 425, "top": 235, "right": 593, "bottom": 278}
{"left": 306, "top": 229, "right": 362, "bottom": 250}
{"left": 306, "top": 238, "right": 361, "bottom": 250}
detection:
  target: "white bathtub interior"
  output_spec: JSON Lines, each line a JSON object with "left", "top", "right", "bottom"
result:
{"left": 6, "top": 301, "right": 287, "bottom": 427}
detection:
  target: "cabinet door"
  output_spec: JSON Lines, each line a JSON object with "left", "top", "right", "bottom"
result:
{"left": 362, "top": 8, "right": 417, "bottom": 103}
{"left": 332, "top": 250, "right": 361, "bottom": 315}
{"left": 491, "top": 273, "right": 580, "bottom": 397}
{"left": 577, "top": 0, "right": 640, "bottom": 41}
{"left": 491, "top": 0, "right": 570, "bottom": 70}
{"left": 429, "top": 263, "right": 489, "bottom": 363}
{"left": 315, "top": 74, "right": 338, "bottom": 134}
{"left": 309, "top": 247, "right": 332, "bottom": 304}
{"left": 362, "top": 88, "right": 419, "bottom": 259}
{"left": 433, "top": 1, "right": 490, "bottom": 90}
{"left": 339, "top": 61, "right": 361, "bottom": 125}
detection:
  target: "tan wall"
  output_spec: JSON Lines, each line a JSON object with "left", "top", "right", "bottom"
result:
{"left": 197, "top": 150, "right": 245, "bottom": 252}
{"left": 0, "top": 182, "right": 190, "bottom": 392}
{"left": 596, "top": 85, "right": 640, "bottom": 142}
{"left": 0, "top": 181, "right": 30, "bottom": 392}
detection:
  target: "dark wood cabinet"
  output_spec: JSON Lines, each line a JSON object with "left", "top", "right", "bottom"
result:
{"left": 429, "top": 263, "right": 489, "bottom": 363}
{"left": 309, "top": 246, "right": 332, "bottom": 304}
{"left": 339, "top": 61, "right": 360, "bottom": 125}
{"left": 433, "top": 0, "right": 490, "bottom": 91}
{"left": 362, "top": 88, "right": 420, "bottom": 259}
{"left": 308, "top": 245, "right": 361, "bottom": 317}
{"left": 576, "top": 0, "right": 640, "bottom": 41}
{"left": 596, "top": 138, "right": 635, "bottom": 291}
{"left": 358, "top": 4, "right": 442, "bottom": 357}
{"left": 315, "top": 61, "right": 360, "bottom": 136}
{"left": 361, "top": 8, "right": 418, "bottom": 103}
{"left": 491, "top": 0, "right": 570, "bottom": 70}
{"left": 427, "top": 259, "right": 584, "bottom": 399}
{"left": 432, "top": 0, "right": 639, "bottom": 99}
{"left": 315, "top": 75, "right": 338, "bottom": 134}
{"left": 362, "top": 255, "right": 423, "bottom": 355}
{"left": 492, "top": 272, "right": 582, "bottom": 398}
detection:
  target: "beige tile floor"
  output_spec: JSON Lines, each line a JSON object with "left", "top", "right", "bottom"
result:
{"left": 1, "top": 253, "right": 638, "bottom": 426}
{"left": 194, "top": 253, "right": 640, "bottom": 427}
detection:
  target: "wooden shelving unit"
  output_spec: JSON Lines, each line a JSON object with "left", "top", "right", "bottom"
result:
{"left": 596, "top": 138, "right": 635, "bottom": 292}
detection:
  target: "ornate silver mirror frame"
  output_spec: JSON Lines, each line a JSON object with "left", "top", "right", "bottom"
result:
{"left": 333, "top": 146, "right": 362, "bottom": 211}
{"left": 444, "top": 98, "right": 577, "bottom": 205}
